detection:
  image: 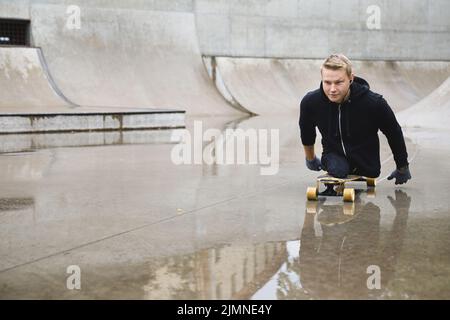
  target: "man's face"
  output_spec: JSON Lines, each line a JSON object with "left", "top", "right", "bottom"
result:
{"left": 321, "top": 68, "right": 353, "bottom": 103}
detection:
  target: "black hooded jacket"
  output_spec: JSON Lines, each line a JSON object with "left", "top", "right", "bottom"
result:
{"left": 299, "top": 76, "right": 408, "bottom": 178}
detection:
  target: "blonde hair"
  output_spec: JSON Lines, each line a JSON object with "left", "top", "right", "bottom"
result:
{"left": 321, "top": 54, "right": 353, "bottom": 78}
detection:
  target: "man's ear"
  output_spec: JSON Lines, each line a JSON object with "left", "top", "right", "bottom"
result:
{"left": 350, "top": 73, "right": 355, "bottom": 83}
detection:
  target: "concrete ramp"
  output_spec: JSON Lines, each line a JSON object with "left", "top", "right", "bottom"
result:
{"left": 395, "top": 62, "right": 450, "bottom": 98}
{"left": 29, "top": 5, "right": 241, "bottom": 116}
{"left": 280, "top": 59, "right": 324, "bottom": 103}
{"left": 352, "top": 61, "right": 450, "bottom": 112}
{"left": 216, "top": 57, "right": 303, "bottom": 115}
{"left": 0, "top": 47, "right": 185, "bottom": 134}
{"left": 397, "top": 77, "right": 450, "bottom": 130}
{"left": 0, "top": 47, "right": 75, "bottom": 111}
{"left": 215, "top": 58, "right": 450, "bottom": 115}
{"left": 283, "top": 60, "right": 450, "bottom": 113}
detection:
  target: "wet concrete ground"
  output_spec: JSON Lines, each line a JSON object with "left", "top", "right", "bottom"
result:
{"left": 0, "top": 116, "right": 449, "bottom": 299}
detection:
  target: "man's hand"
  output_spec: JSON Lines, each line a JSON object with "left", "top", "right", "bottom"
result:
{"left": 306, "top": 156, "right": 322, "bottom": 171}
{"left": 387, "top": 165, "right": 411, "bottom": 185}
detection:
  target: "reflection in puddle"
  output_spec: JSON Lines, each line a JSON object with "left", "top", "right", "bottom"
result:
{"left": 139, "top": 242, "right": 286, "bottom": 299}
{"left": 251, "top": 240, "right": 301, "bottom": 299}
{"left": 0, "top": 197, "right": 34, "bottom": 212}
{"left": 0, "top": 115, "right": 252, "bottom": 154}
{"left": 0, "top": 129, "right": 186, "bottom": 153}
{"left": 250, "top": 191, "right": 411, "bottom": 299}
{"left": 81, "top": 191, "right": 409, "bottom": 300}
{"left": 296, "top": 191, "right": 410, "bottom": 299}
{"left": 48, "top": 241, "right": 288, "bottom": 299}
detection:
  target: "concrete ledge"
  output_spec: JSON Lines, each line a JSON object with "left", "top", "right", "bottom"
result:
{"left": 0, "top": 110, "right": 185, "bottom": 134}
{"left": 0, "top": 128, "right": 185, "bottom": 153}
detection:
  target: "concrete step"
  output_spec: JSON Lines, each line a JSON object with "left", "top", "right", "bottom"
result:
{"left": 0, "top": 128, "right": 185, "bottom": 153}
{"left": 0, "top": 109, "right": 185, "bottom": 134}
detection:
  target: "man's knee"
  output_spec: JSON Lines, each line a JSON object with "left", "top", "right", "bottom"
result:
{"left": 321, "top": 153, "right": 350, "bottom": 178}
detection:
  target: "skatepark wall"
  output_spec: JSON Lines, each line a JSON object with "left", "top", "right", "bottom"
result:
{"left": 195, "top": 0, "right": 450, "bottom": 61}
{"left": 2, "top": 0, "right": 449, "bottom": 61}
{"left": 1, "top": 0, "right": 449, "bottom": 117}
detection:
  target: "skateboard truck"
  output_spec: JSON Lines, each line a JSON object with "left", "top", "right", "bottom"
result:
{"left": 320, "top": 184, "right": 338, "bottom": 196}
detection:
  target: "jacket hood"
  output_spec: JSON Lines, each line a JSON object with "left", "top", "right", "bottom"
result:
{"left": 320, "top": 76, "right": 370, "bottom": 102}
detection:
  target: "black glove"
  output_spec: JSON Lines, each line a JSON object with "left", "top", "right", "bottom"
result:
{"left": 387, "top": 165, "right": 411, "bottom": 185}
{"left": 306, "top": 156, "right": 322, "bottom": 171}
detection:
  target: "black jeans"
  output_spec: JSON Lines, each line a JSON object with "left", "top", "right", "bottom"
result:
{"left": 321, "top": 153, "right": 356, "bottom": 179}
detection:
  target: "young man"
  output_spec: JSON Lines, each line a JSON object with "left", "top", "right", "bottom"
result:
{"left": 299, "top": 54, "right": 411, "bottom": 185}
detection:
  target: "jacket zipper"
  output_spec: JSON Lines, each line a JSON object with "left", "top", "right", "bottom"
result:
{"left": 338, "top": 104, "right": 347, "bottom": 156}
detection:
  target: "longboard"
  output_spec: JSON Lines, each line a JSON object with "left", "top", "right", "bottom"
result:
{"left": 306, "top": 173, "right": 376, "bottom": 202}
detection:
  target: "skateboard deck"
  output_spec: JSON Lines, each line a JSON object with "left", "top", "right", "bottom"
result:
{"left": 306, "top": 173, "right": 376, "bottom": 202}
{"left": 317, "top": 174, "right": 365, "bottom": 184}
